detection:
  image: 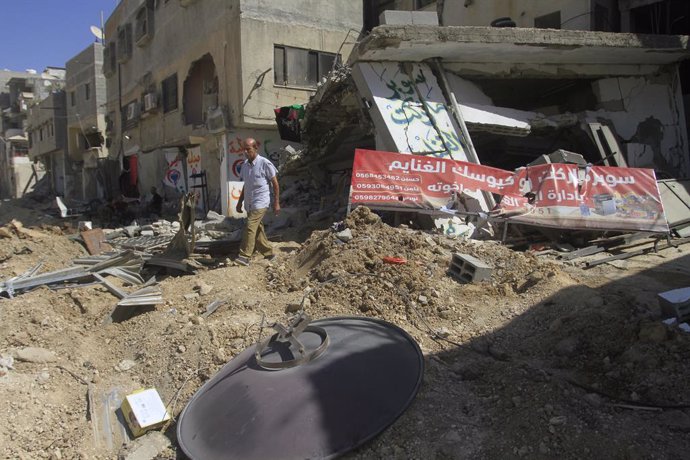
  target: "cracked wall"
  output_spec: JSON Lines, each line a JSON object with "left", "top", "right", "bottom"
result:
{"left": 589, "top": 72, "right": 689, "bottom": 177}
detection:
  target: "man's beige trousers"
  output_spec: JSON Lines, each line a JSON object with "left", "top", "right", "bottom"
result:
{"left": 238, "top": 208, "right": 273, "bottom": 258}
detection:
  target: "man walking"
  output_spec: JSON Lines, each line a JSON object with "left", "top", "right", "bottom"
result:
{"left": 235, "top": 138, "right": 280, "bottom": 266}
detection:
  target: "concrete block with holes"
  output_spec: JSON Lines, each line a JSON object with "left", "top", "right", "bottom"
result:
{"left": 447, "top": 253, "right": 492, "bottom": 283}
{"left": 658, "top": 287, "right": 690, "bottom": 321}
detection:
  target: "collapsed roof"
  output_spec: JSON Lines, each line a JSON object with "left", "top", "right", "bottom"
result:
{"left": 301, "top": 25, "right": 690, "bottom": 180}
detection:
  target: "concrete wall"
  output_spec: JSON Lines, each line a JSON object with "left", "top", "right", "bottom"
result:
{"left": 590, "top": 73, "right": 690, "bottom": 176}
{"left": 442, "top": 0, "right": 610, "bottom": 30}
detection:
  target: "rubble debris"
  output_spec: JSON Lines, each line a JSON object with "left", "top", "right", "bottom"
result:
{"left": 9, "top": 219, "right": 46, "bottom": 240}
{"left": 111, "top": 235, "right": 174, "bottom": 251}
{"left": 194, "top": 281, "right": 213, "bottom": 296}
{"left": 118, "top": 431, "right": 171, "bottom": 460}
{"left": 200, "top": 300, "right": 226, "bottom": 318}
{"left": 0, "top": 354, "right": 14, "bottom": 376}
{"left": 335, "top": 228, "right": 353, "bottom": 242}
{"left": 14, "top": 347, "right": 57, "bottom": 363}
{"left": 164, "top": 193, "right": 197, "bottom": 259}
{"left": 81, "top": 228, "right": 113, "bottom": 255}
{"left": 55, "top": 196, "right": 87, "bottom": 218}
{"left": 0, "top": 250, "right": 147, "bottom": 299}
{"left": 117, "top": 286, "right": 164, "bottom": 307}
{"left": 585, "top": 236, "right": 690, "bottom": 268}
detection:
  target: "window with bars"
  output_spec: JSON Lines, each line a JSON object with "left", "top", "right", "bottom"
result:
{"left": 274, "top": 45, "right": 339, "bottom": 88}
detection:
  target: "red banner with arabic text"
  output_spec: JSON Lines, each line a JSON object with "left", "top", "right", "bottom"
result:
{"left": 349, "top": 149, "right": 668, "bottom": 233}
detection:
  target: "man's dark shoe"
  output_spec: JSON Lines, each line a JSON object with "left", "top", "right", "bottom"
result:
{"left": 235, "top": 256, "right": 250, "bottom": 266}
{"left": 265, "top": 254, "right": 277, "bottom": 261}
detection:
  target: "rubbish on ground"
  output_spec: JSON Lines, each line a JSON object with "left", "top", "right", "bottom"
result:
{"left": 121, "top": 388, "right": 171, "bottom": 438}
{"left": 117, "top": 285, "right": 164, "bottom": 307}
{"left": 585, "top": 236, "right": 690, "bottom": 268}
{"left": 200, "top": 300, "right": 226, "bottom": 318}
{"left": 383, "top": 256, "right": 407, "bottom": 265}
{"left": 55, "top": 196, "right": 88, "bottom": 218}
{"left": 435, "top": 216, "right": 475, "bottom": 239}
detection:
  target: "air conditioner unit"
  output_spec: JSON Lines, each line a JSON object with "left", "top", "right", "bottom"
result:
{"left": 126, "top": 102, "right": 140, "bottom": 121}
{"left": 206, "top": 107, "right": 227, "bottom": 134}
{"left": 143, "top": 92, "right": 158, "bottom": 112}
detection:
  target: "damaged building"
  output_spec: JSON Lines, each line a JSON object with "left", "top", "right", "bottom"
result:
{"left": 102, "top": 0, "right": 362, "bottom": 216}
{"left": 300, "top": 23, "right": 690, "bottom": 215}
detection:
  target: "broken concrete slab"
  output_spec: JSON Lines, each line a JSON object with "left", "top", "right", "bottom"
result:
{"left": 118, "top": 430, "right": 171, "bottom": 460}
{"left": 14, "top": 347, "right": 58, "bottom": 363}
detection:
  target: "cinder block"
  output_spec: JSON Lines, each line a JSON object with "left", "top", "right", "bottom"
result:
{"left": 658, "top": 287, "right": 690, "bottom": 321}
{"left": 448, "top": 253, "right": 492, "bottom": 283}
{"left": 379, "top": 10, "right": 413, "bottom": 25}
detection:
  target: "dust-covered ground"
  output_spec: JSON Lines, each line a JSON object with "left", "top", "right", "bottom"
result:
{"left": 1, "top": 198, "right": 689, "bottom": 459}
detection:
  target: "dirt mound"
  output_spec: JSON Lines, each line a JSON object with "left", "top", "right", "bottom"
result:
{"left": 265, "top": 206, "right": 572, "bottom": 343}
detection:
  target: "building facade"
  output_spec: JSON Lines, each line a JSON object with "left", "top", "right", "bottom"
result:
{"left": 65, "top": 42, "right": 110, "bottom": 201}
{"left": 103, "top": 0, "right": 362, "bottom": 215}
{"left": 26, "top": 91, "right": 67, "bottom": 197}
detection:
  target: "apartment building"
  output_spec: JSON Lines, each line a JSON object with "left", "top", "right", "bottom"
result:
{"left": 0, "top": 68, "right": 64, "bottom": 198}
{"left": 26, "top": 91, "right": 67, "bottom": 197}
{"left": 103, "top": 0, "right": 362, "bottom": 214}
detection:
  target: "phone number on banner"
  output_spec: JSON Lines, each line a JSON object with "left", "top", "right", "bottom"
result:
{"left": 351, "top": 194, "right": 419, "bottom": 202}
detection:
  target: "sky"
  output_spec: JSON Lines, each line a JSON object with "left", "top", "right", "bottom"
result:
{"left": 0, "top": 0, "right": 118, "bottom": 72}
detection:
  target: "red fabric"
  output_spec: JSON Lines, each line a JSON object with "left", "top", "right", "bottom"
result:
{"left": 129, "top": 155, "right": 138, "bottom": 187}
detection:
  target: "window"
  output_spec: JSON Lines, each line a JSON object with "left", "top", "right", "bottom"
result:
{"left": 117, "top": 23, "right": 133, "bottom": 63}
{"left": 103, "top": 42, "right": 116, "bottom": 76}
{"left": 594, "top": 3, "right": 611, "bottom": 31}
{"left": 273, "top": 45, "right": 339, "bottom": 88}
{"left": 85, "top": 83, "right": 90, "bottom": 101}
{"left": 135, "top": 0, "right": 155, "bottom": 45}
{"left": 39, "top": 128, "right": 43, "bottom": 142}
{"left": 70, "top": 91, "right": 75, "bottom": 106}
{"left": 162, "top": 74, "right": 178, "bottom": 112}
{"left": 535, "top": 11, "right": 561, "bottom": 29}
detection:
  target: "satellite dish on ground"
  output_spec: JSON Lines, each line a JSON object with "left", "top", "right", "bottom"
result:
{"left": 90, "top": 25, "right": 104, "bottom": 42}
